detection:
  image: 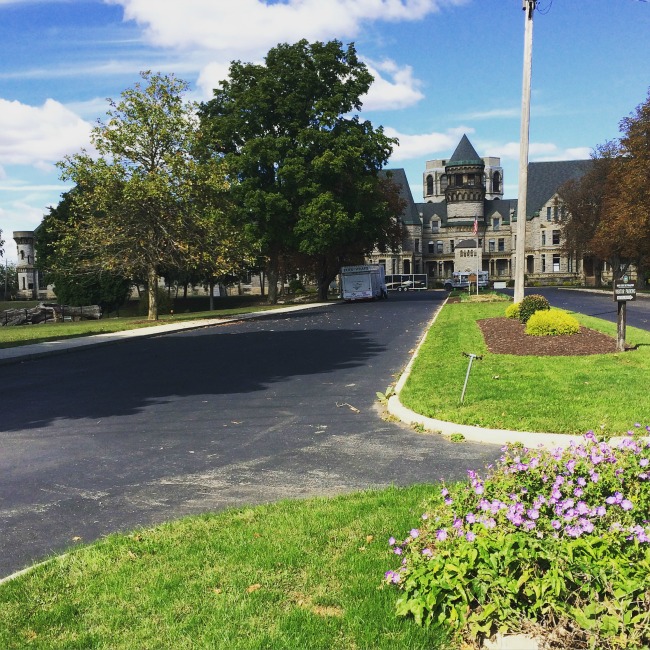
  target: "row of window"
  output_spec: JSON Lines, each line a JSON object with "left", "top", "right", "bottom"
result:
{"left": 425, "top": 171, "right": 501, "bottom": 196}
{"left": 413, "top": 230, "right": 561, "bottom": 254}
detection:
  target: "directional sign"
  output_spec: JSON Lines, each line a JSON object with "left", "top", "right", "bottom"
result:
{"left": 613, "top": 279, "right": 636, "bottom": 302}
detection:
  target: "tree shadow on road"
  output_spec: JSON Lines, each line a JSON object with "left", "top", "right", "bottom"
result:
{"left": 1, "top": 327, "right": 385, "bottom": 431}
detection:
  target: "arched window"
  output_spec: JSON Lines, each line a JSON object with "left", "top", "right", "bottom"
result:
{"left": 493, "top": 171, "right": 501, "bottom": 193}
{"left": 20, "top": 250, "right": 25, "bottom": 260}
{"left": 440, "top": 174, "right": 448, "bottom": 191}
{"left": 426, "top": 174, "right": 434, "bottom": 196}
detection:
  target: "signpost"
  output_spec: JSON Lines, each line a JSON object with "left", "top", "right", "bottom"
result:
{"left": 613, "top": 274, "right": 636, "bottom": 352}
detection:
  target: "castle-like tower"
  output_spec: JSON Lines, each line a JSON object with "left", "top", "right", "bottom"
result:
{"left": 13, "top": 231, "right": 39, "bottom": 299}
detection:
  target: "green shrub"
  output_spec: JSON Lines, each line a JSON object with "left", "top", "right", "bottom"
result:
{"left": 518, "top": 293, "right": 550, "bottom": 323}
{"left": 385, "top": 430, "right": 650, "bottom": 648}
{"left": 525, "top": 308, "right": 580, "bottom": 336}
{"left": 505, "top": 303, "right": 520, "bottom": 320}
{"left": 288, "top": 278, "right": 305, "bottom": 294}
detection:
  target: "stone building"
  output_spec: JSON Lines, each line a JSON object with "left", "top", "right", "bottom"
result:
{"left": 368, "top": 135, "right": 597, "bottom": 286}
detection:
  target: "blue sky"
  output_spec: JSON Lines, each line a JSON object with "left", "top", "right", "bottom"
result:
{"left": 1, "top": 0, "right": 649, "bottom": 263}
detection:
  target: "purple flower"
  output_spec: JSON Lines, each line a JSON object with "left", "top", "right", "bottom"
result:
{"left": 441, "top": 488, "right": 449, "bottom": 497}
{"left": 595, "top": 506, "right": 606, "bottom": 517}
{"left": 640, "top": 459, "right": 649, "bottom": 468}
{"left": 551, "top": 520, "right": 561, "bottom": 530}
{"left": 444, "top": 497, "right": 453, "bottom": 506}
{"left": 410, "top": 528, "right": 420, "bottom": 539}
{"left": 436, "top": 529, "right": 448, "bottom": 542}
{"left": 394, "top": 547, "right": 402, "bottom": 555}
{"left": 621, "top": 499, "right": 633, "bottom": 511}
{"left": 422, "top": 548, "right": 433, "bottom": 557}
{"left": 474, "top": 483, "right": 484, "bottom": 495}
{"left": 388, "top": 537, "right": 396, "bottom": 546}
{"left": 527, "top": 508, "right": 540, "bottom": 520}
{"left": 465, "top": 531, "right": 476, "bottom": 542}
{"left": 466, "top": 513, "right": 476, "bottom": 524}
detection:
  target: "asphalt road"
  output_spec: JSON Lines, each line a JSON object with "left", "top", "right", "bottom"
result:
{"left": 532, "top": 287, "right": 650, "bottom": 332}
{"left": 1, "top": 291, "right": 501, "bottom": 578}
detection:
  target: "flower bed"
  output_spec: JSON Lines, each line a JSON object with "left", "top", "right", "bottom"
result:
{"left": 385, "top": 427, "right": 650, "bottom": 649}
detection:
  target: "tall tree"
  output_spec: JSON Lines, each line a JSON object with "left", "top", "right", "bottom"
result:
{"left": 600, "top": 89, "right": 650, "bottom": 287}
{"left": 559, "top": 143, "right": 616, "bottom": 287}
{"left": 57, "top": 71, "right": 246, "bottom": 320}
{"left": 199, "top": 40, "right": 401, "bottom": 302}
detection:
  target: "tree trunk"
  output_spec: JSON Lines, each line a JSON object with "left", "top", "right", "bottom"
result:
{"left": 209, "top": 280, "right": 215, "bottom": 311}
{"left": 266, "top": 261, "right": 279, "bottom": 304}
{"left": 259, "top": 271, "right": 265, "bottom": 297}
{"left": 147, "top": 266, "right": 158, "bottom": 320}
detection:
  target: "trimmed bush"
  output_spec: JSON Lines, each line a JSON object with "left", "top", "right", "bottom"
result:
{"left": 504, "top": 302, "right": 520, "bottom": 320}
{"left": 525, "top": 308, "right": 580, "bottom": 336}
{"left": 518, "top": 293, "right": 550, "bottom": 323}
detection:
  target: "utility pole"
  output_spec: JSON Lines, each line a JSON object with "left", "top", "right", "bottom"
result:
{"left": 514, "top": 0, "right": 537, "bottom": 303}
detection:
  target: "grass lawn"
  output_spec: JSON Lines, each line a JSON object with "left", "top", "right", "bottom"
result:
{"left": 399, "top": 301, "right": 650, "bottom": 435}
{"left": 0, "top": 487, "right": 451, "bottom": 650}
{"left": 0, "top": 298, "right": 306, "bottom": 349}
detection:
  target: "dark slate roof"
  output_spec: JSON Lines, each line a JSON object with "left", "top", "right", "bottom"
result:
{"left": 456, "top": 239, "right": 479, "bottom": 248}
{"left": 485, "top": 199, "right": 517, "bottom": 223}
{"left": 447, "top": 135, "right": 484, "bottom": 168}
{"left": 417, "top": 201, "right": 447, "bottom": 222}
{"left": 381, "top": 168, "right": 421, "bottom": 225}
{"left": 524, "top": 160, "right": 593, "bottom": 218}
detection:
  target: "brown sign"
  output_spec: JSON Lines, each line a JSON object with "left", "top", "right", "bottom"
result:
{"left": 613, "top": 279, "right": 636, "bottom": 302}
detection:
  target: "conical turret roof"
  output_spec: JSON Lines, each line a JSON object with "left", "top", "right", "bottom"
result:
{"left": 447, "top": 134, "right": 483, "bottom": 168}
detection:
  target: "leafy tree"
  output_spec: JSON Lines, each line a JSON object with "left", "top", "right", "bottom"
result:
{"left": 1, "top": 261, "right": 18, "bottom": 300}
{"left": 35, "top": 192, "right": 132, "bottom": 312}
{"left": 599, "top": 89, "right": 650, "bottom": 287}
{"left": 559, "top": 144, "right": 615, "bottom": 287}
{"left": 57, "top": 71, "right": 248, "bottom": 320}
{"left": 560, "top": 89, "right": 650, "bottom": 288}
{"left": 199, "top": 40, "right": 402, "bottom": 302}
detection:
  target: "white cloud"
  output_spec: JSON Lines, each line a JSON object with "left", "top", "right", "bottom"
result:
{"left": 489, "top": 141, "right": 592, "bottom": 162}
{"left": 196, "top": 62, "right": 234, "bottom": 100}
{"left": 385, "top": 126, "right": 471, "bottom": 162}
{"left": 460, "top": 107, "right": 520, "bottom": 120}
{"left": 362, "top": 59, "right": 424, "bottom": 111}
{"left": 108, "top": 0, "right": 469, "bottom": 55}
{"left": 0, "top": 98, "right": 92, "bottom": 169}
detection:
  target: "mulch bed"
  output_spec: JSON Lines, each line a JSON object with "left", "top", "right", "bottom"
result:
{"left": 477, "top": 317, "right": 621, "bottom": 356}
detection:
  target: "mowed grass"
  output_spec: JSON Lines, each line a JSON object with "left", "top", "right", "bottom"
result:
{"left": 400, "top": 301, "right": 650, "bottom": 435}
{"left": 0, "top": 487, "right": 451, "bottom": 650}
{"left": 0, "top": 301, "right": 294, "bottom": 349}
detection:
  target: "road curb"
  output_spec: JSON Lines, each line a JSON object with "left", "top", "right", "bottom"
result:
{"left": 387, "top": 298, "right": 585, "bottom": 449}
{"left": 0, "top": 302, "right": 331, "bottom": 366}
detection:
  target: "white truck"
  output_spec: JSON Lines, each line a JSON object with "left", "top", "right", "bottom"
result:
{"left": 340, "top": 265, "right": 387, "bottom": 301}
{"left": 443, "top": 270, "right": 489, "bottom": 291}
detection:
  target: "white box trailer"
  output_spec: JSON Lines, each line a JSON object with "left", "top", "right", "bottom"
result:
{"left": 340, "top": 265, "right": 387, "bottom": 301}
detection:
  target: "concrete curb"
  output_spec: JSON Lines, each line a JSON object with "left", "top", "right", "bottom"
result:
{"left": 387, "top": 298, "right": 585, "bottom": 449}
{"left": 0, "top": 302, "right": 330, "bottom": 366}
